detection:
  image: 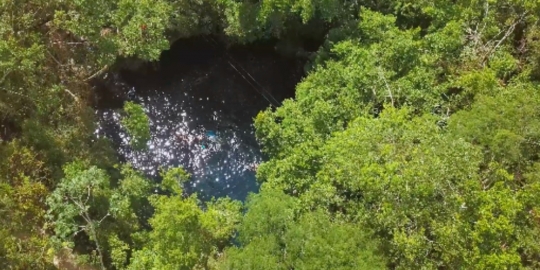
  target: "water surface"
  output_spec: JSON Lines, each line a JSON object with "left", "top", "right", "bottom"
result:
{"left": 94, "top": 37, "right": 304, "bottom": 200}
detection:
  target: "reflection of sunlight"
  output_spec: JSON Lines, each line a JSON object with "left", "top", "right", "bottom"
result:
{"left": 92, "top": 43, "right": 304, "bottom": 200}
{"left": 95, "top": 83, "right": 262, "bottom": 201}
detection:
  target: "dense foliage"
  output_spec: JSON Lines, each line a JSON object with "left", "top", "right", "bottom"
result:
{"left": 2, "top": 0, "right": 540, "bottom": 269}
{"left": 121, "top": 102, "right": 151, "bottom": 150}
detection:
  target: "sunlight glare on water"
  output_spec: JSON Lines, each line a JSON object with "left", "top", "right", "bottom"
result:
{"left": 96, "top": 84, "right": 261, "bottom": 201}
{"left": 93, "top": 37, "right": 304, "bottom": 201}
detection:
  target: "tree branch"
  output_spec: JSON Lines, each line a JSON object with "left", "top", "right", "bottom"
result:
{"left": 482, "top": 13, "right": 527, "bottom": 65}
{"left": 84, "top": 65, "right": 109, "bottom": 82}
{"left": 46, "top": 50, "right": 64, "bottom": 67}
{"left": 0, "top": 70, "right": 12, "bottom": 85}
{"left": 68, "top": 193, "right": 107, "bottom": 270}
{"left": 84, "top": 185, "right": 92, "bottom": 206}
{"left": 73, "top": 226, "right": 86, "bottom": 236}
{"left": 377, "top": 67, "right": 394, "bottom": 107}
{"left": 97, "top": 213, "right": 110, "bottom": 225}
{"left": 64, "top": 89, "right": 80, "bottom": 104}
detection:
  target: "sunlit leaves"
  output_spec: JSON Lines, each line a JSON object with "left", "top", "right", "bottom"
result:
{"left": 286, "top": 106, "right": 540, "bottom": 268}
{"left": 219, "top": 189, "right": 385, "bottom": 269}
{"left": 113, "top": 0, "right": 172, "bottom": 59}
{"left": 54, "top": 0, "right": 172, "bottom": 63}
{"left": 128, "top": 168, "right": 242, "bottom": 270}
{"left": 121, "top": 101, "right": 151, "bottom": 150}
{"left": 217, "top": 0, "right": 345, "bottom": 42}
{"left": 45, "top": 162, "right": 156, "bottom": 268}
{"left": 449, "top": 82, "right": 540, "bottom": 170}
{"left": 109, "top": 234, "right": 130, "bottom": 269}
{"left": 202, "top": 198, "right": 243, "bottom": 244}
{"left": 255, "top": 11, "right": 443, "bottom": 197}
{"left": 0, "top": 143, "right": 51, "bottom": 269}
{"left": 161, "top": 166, "right": 190, "bottom": 193}
{"left": 109, "top": 164, "right": 152, "bottom": 227}
{"left": 46, "top": 162, "right": 110, "bottom": 243}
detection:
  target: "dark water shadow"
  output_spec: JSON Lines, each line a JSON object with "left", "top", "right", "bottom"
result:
{"left": 95, "top": 36, "right": 304, "bottom": 201}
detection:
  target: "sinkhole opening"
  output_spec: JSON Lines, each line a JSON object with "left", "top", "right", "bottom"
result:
{"left": 94, "top": 36, "right": 307, "bottom": 201}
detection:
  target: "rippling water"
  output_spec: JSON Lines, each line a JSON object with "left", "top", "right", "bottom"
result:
{"left": 94, "top": 37, "right": 304, "bottom": 201}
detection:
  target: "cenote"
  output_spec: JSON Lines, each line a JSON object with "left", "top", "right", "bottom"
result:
{"left": 93, "top": 36, "right": 307, "bottom": 201}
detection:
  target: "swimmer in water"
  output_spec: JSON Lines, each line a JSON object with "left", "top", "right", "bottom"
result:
{"left": 175, "top": 133, "right": 189, "bottom": 143}
{"left": 192, "top": 133, "right": 208, "bottom": 149}
{"left": 127, "top": 87, "right": 136, "bottom": 100}
{"left": 247, "top": 162, "right": 259, "bottom": 171}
